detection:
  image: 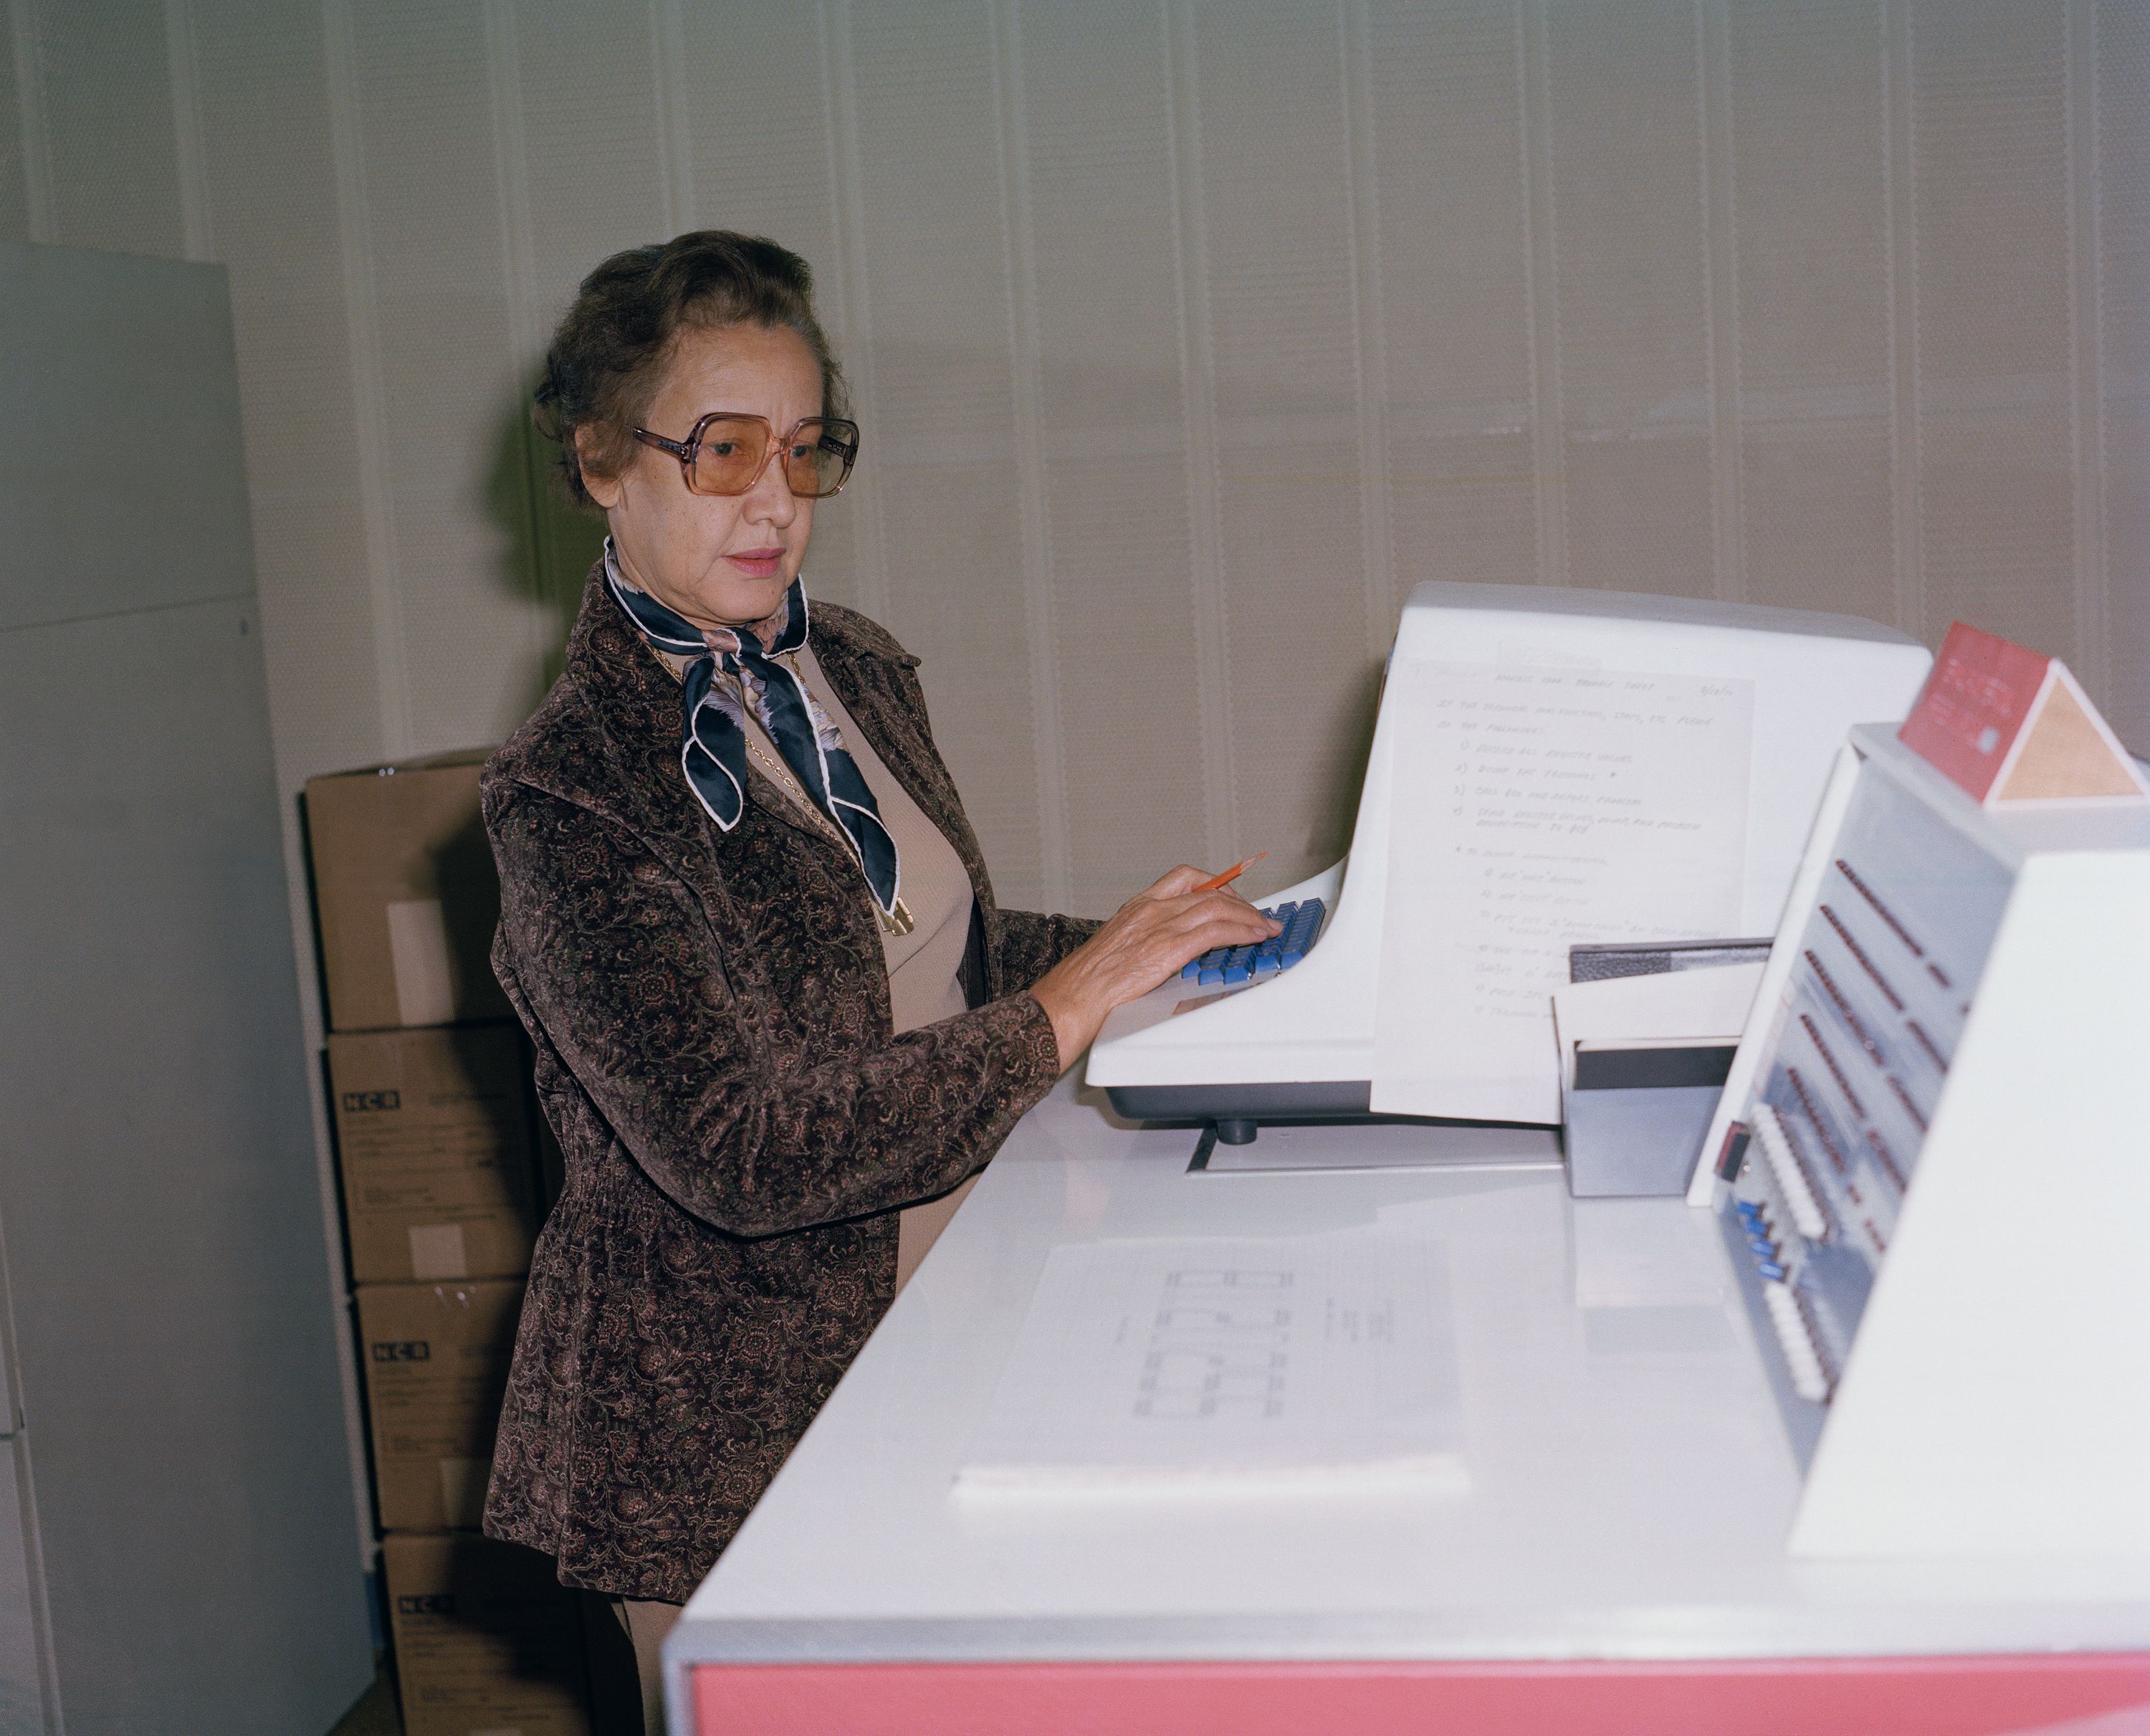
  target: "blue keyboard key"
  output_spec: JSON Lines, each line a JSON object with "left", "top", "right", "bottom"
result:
{"left": 1180, "top": 897, "right": 1328, "bottom": 991}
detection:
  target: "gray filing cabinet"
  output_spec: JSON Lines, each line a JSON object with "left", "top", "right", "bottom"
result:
{"left": 0, "top": 244, "right": 373, "bottom": 1733}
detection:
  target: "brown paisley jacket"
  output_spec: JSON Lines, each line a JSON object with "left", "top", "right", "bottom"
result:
{"left": 479, "top": 563, "right": 1096, "bottom": 1601}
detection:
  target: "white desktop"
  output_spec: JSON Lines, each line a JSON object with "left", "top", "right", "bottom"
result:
{"left": 668, "top": 592, "right": 2150, "bottom": 1733}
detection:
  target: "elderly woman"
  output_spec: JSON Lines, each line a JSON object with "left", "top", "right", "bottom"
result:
{"left": 479, "top": 230, "right": 1275, "bottom": 1722}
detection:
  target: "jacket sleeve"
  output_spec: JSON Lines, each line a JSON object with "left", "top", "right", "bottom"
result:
{"left": 488, "top": 781, "right": 1063, "bottom": 1239}
{"left": 991, "top": 907, "right": 1102, "bottom": 992}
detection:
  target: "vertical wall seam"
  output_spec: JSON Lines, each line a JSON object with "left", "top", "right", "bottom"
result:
{"left": 1164, "top": 0, "right": 1236, "bottom": 862}
{"left": 1518, "top": 0, "right": 1565, "bottom": 586}
{"left": 988, "top": 0, "right": 1070, "bottom": 911}
{"left": 9, "top": 0, "right": 52, "bottom": 242}
{"left": 652, "top": 0, "right": 693, "bottom": 232}
{"left": 480, "top": 2, "right": 538, "bottom": 385}
{"left": 1341, "top": 0, "right": 1395, "bottom": 654}
{"left": 2064, "top": 0, "right": 2110, "bottom": 702}
{"left": 1698, "top": 0, "right": 1744, "bottom": 603}
{"left": 163, "top": 0, "right": 212, "bottom": 260}
{"left": 1881, "top": 0, "right": 1923, "bottom": 639}
{"left": 322, "top": 0, "right": 410, "bottom": 758}
{"left": 481, "top": 0, "right": 550, "bottom": 684}
{"left": 315, "top": 0, "right": 401, "bottom": 1563}
{"left": 821, "top": 0, "right": 892, "bottom": 624}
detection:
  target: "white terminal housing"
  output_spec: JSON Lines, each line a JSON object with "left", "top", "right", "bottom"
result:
{"left": 1706, "top": 725, "right": 2150, "bottom": 1558}
{"left": 1086, "top": 583, "right": 1932, "bottom": 1130}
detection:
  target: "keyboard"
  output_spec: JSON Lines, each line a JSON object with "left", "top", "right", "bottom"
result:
{"left": 1181, "top": 899, "right": 1327, "bottom": 988}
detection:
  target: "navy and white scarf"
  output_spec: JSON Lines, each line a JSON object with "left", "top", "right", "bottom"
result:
{"left": 603, "top": 542, "right": 901, "bottom": 917}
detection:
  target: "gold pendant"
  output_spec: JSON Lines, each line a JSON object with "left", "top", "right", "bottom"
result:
{"left": 879, "top": 897, "right": 915, "bottom": 938}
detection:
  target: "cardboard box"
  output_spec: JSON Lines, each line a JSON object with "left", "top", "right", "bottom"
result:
{"left": 330, "top": 1025, "right": 543, "bottom": 1283}
{"left": 383, "top": 1533, "right": 592, "bottom": 1736}
{"left": 305, "top": 752, "right": 512, "bottom": 1031}
{"left": 358, "top": 1279, "right": 524, "bottom": 1531}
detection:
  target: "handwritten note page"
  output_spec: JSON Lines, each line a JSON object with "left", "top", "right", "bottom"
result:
{"left": 1370, "top": 662, "right": 1754, "bottom": 1124}
{"left": 955, "top": 1232, "right": 1463, "bottom": 1497}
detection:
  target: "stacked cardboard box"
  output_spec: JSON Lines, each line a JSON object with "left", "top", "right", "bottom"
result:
{"left": 307, "top": 755, "right": 590, "bottom": 1736}
{"left": 383, "top": 1535, "right": 593, "bottom": 1736}
{"left": 355, "top": 1279, "right": 526, "bottom": 1530}
{"left": 328, "top": 1024, "right": 543, "bottom": 1285}
{"left": 307, "top": 752, "right": 511, "bottom": 1033}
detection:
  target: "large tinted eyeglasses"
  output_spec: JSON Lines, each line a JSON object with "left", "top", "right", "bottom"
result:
{"left": 633, "top": 412, "right": 861, "bottom": 500}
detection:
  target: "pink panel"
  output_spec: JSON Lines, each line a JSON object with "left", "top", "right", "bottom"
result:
{"left": 694, "top": 1653, "right": 2150, "bottom": 1736}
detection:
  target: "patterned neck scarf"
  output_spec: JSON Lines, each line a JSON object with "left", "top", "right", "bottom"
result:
{"left": 603, "top": 540, "right": 901, "bottom": 917}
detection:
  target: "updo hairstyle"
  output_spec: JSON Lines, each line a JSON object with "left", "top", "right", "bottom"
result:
{"left": 534, "top": 231, "right": 848, "bottom": 505}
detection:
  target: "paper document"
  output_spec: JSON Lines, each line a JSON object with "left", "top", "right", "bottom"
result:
{"left": 956, "top": 1233, "right": 1464, "bottom": 1497}
{"left": 1370, "top": 662, "right": 1754, "bottom": 1123}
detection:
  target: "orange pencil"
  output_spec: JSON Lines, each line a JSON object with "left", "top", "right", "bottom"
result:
{"left": 1192, "top": 852, "right": 1267, "bottom": 893}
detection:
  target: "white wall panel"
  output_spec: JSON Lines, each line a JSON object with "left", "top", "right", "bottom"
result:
{"left": 1911, "top": 0, "right": 2078, "bottom": 656}
{"left": 1018, "top": 0, "right": 1208, "bottom": 916}
{"left": 1363, "top": 0, "right": 1537, "bottom": 609}
{"left": 843, "top": 0, "right": 1046, "bottom": 903}
{"left": 1546, "top": 0, "right": 1714, "bottom": 598}
{"left": 498, "top": 1, "right": 666, "bottom": 652}
{"left": 1729, "top": 0, "right": 1896, "bottom": 621}
{"left": 343, "top": 0, "right": 555, "bottom": 753}
{"left": 28, "top": 0, "right": 183, "bottom": 256}
{"left": 34, "top": 0, "right": 2138, "bottom": 878}
{"left": 1187, "top": 0, "right": 1374, "bottom": 875}
{"left": 0, "top": 9, "right": 28, "bottom": 243}
{"left": 2098, "top": 0, "right": 2149, "bottom": 749}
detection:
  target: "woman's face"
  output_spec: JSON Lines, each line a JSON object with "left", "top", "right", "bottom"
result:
{"left": 583, "top": 321, "right": 822, "bottom": 634}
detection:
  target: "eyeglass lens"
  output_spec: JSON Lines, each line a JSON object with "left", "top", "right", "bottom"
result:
{"left": 690, "top": 416, "right": 856, "bottom": 499}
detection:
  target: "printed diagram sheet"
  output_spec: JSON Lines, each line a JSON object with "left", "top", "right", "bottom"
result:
{"left": 1370, "top": 662, "right": 1754, "bottom": 1125}
{"left": 955, "top": 1233, "right": 1463, "bottom": 1498}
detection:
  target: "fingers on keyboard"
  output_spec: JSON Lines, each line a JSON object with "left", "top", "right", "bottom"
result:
{"left": 1180, "top": 899, "right": 1326, "bottom": 986}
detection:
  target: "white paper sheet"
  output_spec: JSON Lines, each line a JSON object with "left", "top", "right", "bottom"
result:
{"left": 1370, "top": 662, "right": 1754, "bottom": 1124}
{"left": 955, "top": 1233, "right": 1464, "bottom": 1498}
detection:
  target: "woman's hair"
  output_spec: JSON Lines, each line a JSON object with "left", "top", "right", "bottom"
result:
{"left": 533, "top": 231, "right": 847, "bottom": 504}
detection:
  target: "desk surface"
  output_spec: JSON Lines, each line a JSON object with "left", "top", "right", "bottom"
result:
{"left": 673, "top": 1079, "right": 2150, "bottom": 1672}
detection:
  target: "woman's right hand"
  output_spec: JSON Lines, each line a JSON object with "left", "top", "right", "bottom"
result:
{"left": 1027, "top": 866, "right": 1281, "bottom": 1072}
